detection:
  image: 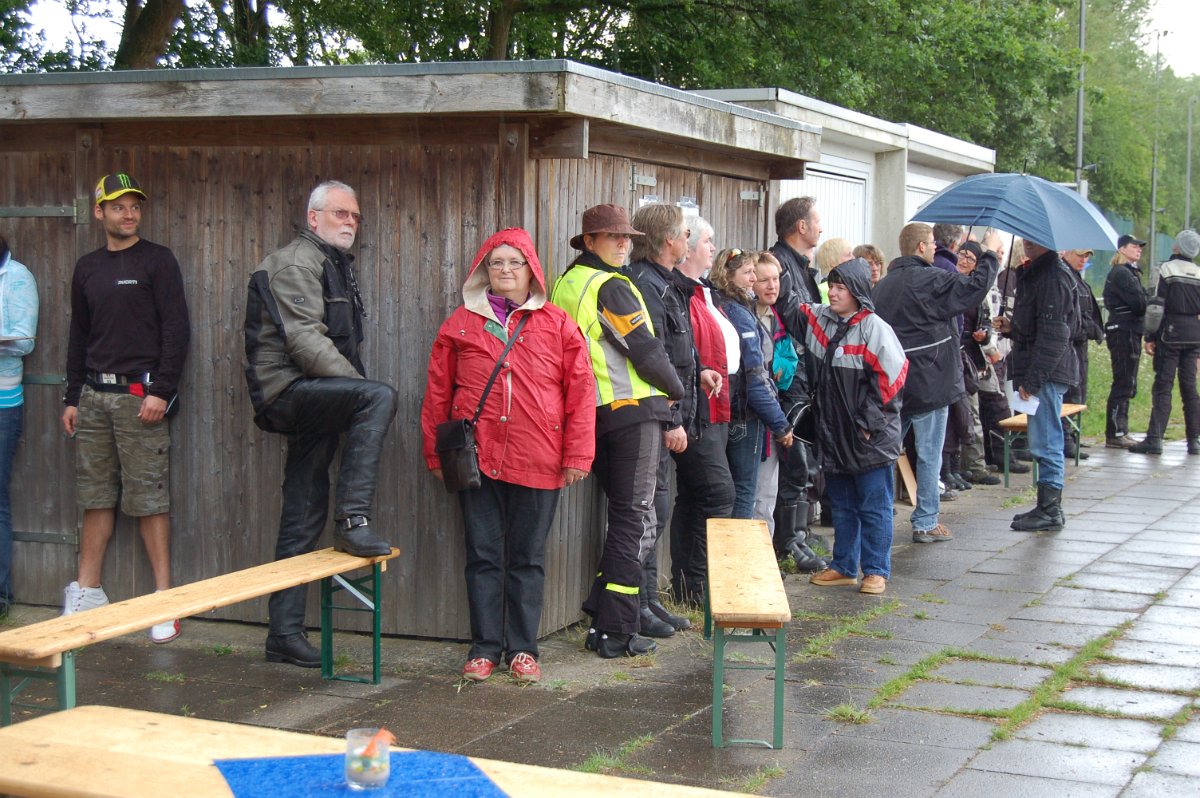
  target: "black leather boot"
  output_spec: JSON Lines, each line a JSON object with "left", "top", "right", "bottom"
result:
{"left": 647, "top": 599, "right": 691, "bottom": 631}
{"left": 638, "top": 605, "right": 675, "bottom": 638}
{"left": 1129, "top": 437, "right": 1162, "bottom": 454}
{"left": 1188, "top": 438, "right": 1200, "bottom": 455}
{"left": 1011, "top": 484, "right": 1064, "bottom": 532}
{"left": 266, "top": 632, "right": 321, "bottom": 668}
{"left": 596, "top": 631, "right": 657, "bottom": 658}
{"left": 333, "top": 516, "right": 392, "bottom": 557}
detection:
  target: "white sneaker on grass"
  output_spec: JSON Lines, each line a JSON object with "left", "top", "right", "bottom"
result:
{"left": 62, "top": 581, "right": 109, "bottom": 615}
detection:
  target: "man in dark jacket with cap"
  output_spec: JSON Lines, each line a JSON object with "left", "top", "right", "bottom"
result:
{"left": 999, "top": 239, "right": 1080, "bottom": 531}
{"left": 1129, "top": 229, "right": 1200, "bottom": 455}
{"left": 873, "top": 223, "right": 996, "bottom": 544}
{"left": 1061, "top": 248, "right": 1104, "bottom": 458}
{"left": 1102, "top": 234, "right": 1147, "bottom": 447}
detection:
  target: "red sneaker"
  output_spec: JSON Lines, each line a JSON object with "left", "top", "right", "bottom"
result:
{"left": 461, "top": 657, "right": 495, "bottom": 682}
{"left": 508, "top": 652, "right": 541, "bottom": 683}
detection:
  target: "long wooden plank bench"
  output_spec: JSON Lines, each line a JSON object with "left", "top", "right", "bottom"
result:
{"left": 997, "top": 402, "right": 1087, "bottom": 486}
{"left": 0, "top": 546, "right": 398, "bottom": 725}
{"left": 703, "top": 518, "right": 791, "bottom": 749}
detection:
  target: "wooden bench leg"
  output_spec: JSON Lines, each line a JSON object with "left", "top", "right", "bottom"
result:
{"left": 319, "top": 561, "right": 384, "bottom": 685}
{"left": 1003, "top": 431, "right": 1012, "bottom": 488}
{"left": 0, "top": 653, "right": 75, "bottom": 727}
{"left": 773, "top": 627, "right": 786, "bottom": 749}
{"left": 711, "top": 625, "right": 726, "bottom": 748}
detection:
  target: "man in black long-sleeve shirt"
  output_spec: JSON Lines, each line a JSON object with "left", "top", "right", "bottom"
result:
{"left": 59, "top": 174, "right": 190, "bottom": 642}
{"left": 1102, "top": 234, "right": 1147, "bottom": 447}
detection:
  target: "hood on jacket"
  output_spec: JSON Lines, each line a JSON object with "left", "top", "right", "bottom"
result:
{"left": 827, "top": 257, "right": 876, "bottom": 312}
{"left": 463, "top": 227, "right": 547, "bottom": 321}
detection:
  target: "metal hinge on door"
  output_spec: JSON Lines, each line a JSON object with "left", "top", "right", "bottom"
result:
{"left": 740, "top": 185, "right": 765, "bottom": 207}
{"left": 0, "top": 197, "right": 91, "bottom": 224}
{"left": 630, "top": 167, "right": 657, "bottom": 192}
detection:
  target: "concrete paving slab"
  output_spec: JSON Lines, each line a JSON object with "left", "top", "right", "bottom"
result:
{"left": 889, "top": 680, "right": 1028, "bottom": 712}
{"left": 921, "top": 585, "right": 1040, "bottom": 612}
{"left": 968, "top": 557, "right": 1083, "bottom": 578}
{"left": 872, "top": 616, "right": 988, "bottom": 647}
{"left": 1140, "top": 604, "right": 1200, "bottom": 627}
{"left": 831, "top": 635, "right": 947, "bottom": 665}
{"left": 567, "top": 676, "right": 714, "bottom": 717}
{"left": 1174, "top": 720, "right": 1200, "bottom": 743}
{"left": 1015, "top": 712, "right": 1163, "bottom": 752}
{"left": 982, "top": 618, "right": 1111, "bottom": 647}
{"left": 1116, "top": 540, "right": 1200, "bottom": 558}
{"left": 933, "top": 659, "right": 1052, "bottom": 690}
{"left": 1149, "top": 740, "right": 1200, "bottom": 777}
{"left": 900, "top": 600, "right": 1021, "bottom": 627}
{"left": 783, "top": 682, "right": 877, "bottom": 715}
{"left": 775, "top": 735, "right": 975, "bottom": 798}
{"left": 989, "top": 546, "right": 1107, "bottom": 566}
{"left": 1121, "top": 771, "right": 1200, "bottom": 797}
{"left": 932, "top": 770, "right": 1119, "bottom": 798}
{"left": 1076, "top": 559, "right": 1191, "bottom": 579}
{"left": 1039, "top": 586, "right": 1153, "bottom": 611}
{"left": 1107, "top": 639, "right": 1200, "bottom": 667}
{"left": 1088, "top": 662, "right": 1200, "bottom": 692}
{"left": 1069, "top": 572, "right": 1178, "bottom": 594}
{"left": 959, "top": 637, "right": 1077, "bottom": 665}
{"left": 1099, "top": 550, "right": 1200, "bottom": 570}
{"left": 788, "top": 656, "right": 906, "bottom": 688}
{"left": 829, "top": 707, "right": 995, "bottom": 750}
{"left": 966, "top": 738, "right": 1145, "bottom": 784}
{"left": 1160, "top": 588, "right": 1200, "bottom": 608}
{"left": 1012, "top": 604, "right": 1139, "bottom": 626}
{"left": 1061, "top": 686, "right": 1193, "bottom": 719}
{"left": 947, "top": 570, "right": 1063, "bottom": 593}
{"left": 1123, "top": 620, "right": 1200, "bottom": 645}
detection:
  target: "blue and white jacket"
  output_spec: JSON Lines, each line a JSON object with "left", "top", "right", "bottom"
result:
{"left": 0, "top": 246, "right": 38, "bottom": 407}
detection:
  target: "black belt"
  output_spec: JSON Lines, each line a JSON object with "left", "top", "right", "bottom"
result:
{"left": 87, "top": 370, "right": 149, "bottom": 386}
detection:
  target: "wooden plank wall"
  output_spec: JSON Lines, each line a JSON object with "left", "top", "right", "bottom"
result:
{"left": 3, "top": 117, "right": 768, "bottom": 640}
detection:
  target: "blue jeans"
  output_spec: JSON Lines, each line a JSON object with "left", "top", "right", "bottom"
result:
{"left": 901, "top": 405, "right": 948, "bottom": 532}
{"left": 826, "top": 465, "right": 894, "bottom": 579}
{"left": 0, "top": 404, "right": 23, "bottom": 607}
{"left": 1028, "top": 382, "right": 1068, "bottom": 489}
{"left": 726, "top": 418, "right": 764, "bottom": 519}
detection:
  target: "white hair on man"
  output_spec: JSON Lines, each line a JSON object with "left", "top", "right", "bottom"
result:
{"left": 308, "top": 180, "right": 357, "bottom": 213}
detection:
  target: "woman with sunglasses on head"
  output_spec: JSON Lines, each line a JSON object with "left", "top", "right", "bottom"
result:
{"left": 422, "top": 227, "right": 596, "bottom": 684}
{"left": 708, "top": 249, "right": 794, "bottom": 519}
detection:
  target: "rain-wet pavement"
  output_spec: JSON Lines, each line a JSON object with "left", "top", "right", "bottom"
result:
{"left": 4, "top": 440, "right": 1198, "bottom": 796}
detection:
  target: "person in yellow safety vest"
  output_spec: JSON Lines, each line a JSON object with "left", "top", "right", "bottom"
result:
{"left": 550, "top": 204, "right": 684, "bottom": 658}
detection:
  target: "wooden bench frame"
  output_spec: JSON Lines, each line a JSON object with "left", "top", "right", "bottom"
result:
{"left": 997, "top": 403, "right": 1087, "bottom": 486}
{"left": 703, "top": 519, "right": 790, "bottom": 749}
{"left": 0, "top": 547, "right": 398, "bottom": 726}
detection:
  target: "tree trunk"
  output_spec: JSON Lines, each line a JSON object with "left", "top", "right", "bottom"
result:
{"left": 114, "top": 0, "right": 186, "bottom": 69}
{"left": 486, "top": 0, "right": 524, "bottom": 61}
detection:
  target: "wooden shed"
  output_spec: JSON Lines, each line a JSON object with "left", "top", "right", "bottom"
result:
{"left": 0, "top": 60, "right": 819, "bottom": 639}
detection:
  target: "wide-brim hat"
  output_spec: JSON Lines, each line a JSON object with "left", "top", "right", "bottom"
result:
{"left": 570, "top": 204, "right": 643, "bottom": 250}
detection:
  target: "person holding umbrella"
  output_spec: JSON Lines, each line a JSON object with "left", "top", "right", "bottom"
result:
{"left": 995, "top": 239, "right": 1080, "bottom": 531}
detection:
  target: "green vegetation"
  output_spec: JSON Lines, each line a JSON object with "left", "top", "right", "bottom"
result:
{"left": 794, "top": 599, "right": 901, "bottom": 662}
{"left": 146, "top": 670, "right": 185, "bottom": 683}
{"left": 728, "top": 765, "right": 785, "bottom": 793}
{"left": 209, "top": 644, "right": 234, "bottom": 657}
{"left": 573, "top": 734, "right": 655, "bottom": 775}
{"left": 825, "top": 703, "right": 872, "bottom": 724}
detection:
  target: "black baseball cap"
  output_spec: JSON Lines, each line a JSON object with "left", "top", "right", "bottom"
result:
{"left": 94, "top": 173, "right": 147, "bottom": 205}
{"left": 1117, "top": 234, "right": 1146, "bottom": 248}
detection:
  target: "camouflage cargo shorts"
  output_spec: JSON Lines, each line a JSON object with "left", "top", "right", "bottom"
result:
{"left": 75, "top": 385, "right": 171, "bottom": 516}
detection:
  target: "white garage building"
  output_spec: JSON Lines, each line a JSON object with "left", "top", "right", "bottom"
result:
{"left": 702, "top": 88, "right": 996, "bottom": 259}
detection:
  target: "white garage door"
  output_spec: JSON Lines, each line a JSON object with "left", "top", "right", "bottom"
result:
{"left": 778, "top": 169, "right": 866, "bottom": 245}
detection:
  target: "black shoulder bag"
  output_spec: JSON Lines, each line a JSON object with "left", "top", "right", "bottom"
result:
{"left": 435, "top": 314, "right": 528, "bottom": 493}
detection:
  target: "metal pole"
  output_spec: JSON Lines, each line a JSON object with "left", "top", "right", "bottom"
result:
{"left": 1075, "top": 0, "right": 1086, "bottom": 192}
{"left": 1188, "top": 97, "right": 1195, "bottom": 229}
{"left": 1150, "top": 32, "right": 1164, "bottom": 269}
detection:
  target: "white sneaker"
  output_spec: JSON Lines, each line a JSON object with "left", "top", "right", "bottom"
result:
{"left": 149, "top": 619, "right": 180, "bottom": 644}
{"left": 62, "top": 581, "right": 109, "bottom": 616}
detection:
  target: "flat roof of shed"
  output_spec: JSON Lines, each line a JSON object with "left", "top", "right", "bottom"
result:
{"left": 0, "top": 60, "right": 821, "bottom": 177}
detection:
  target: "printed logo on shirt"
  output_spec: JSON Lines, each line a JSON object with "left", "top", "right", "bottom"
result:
{"left": 116, "top": 279, "right": 139, "bottom": 286}
{"left": 294, "top": 297, "right": 305, "bottom": 304}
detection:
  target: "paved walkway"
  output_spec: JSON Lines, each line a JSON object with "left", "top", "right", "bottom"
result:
{"left": 4, "top": 442, "right": 1199, "bottom": 796}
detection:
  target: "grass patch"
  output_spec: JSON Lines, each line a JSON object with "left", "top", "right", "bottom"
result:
{"left": 540, "top": 678, "right": 571, "bottom": 691}
{"left": 793, "top": 599, "right": 901, "bottom": 662}
{"left": 912, "top": 610, "right": 929, "bottom": 620}
{"left": 877, "top": 656, "right": 898, "bottom": 666}
{"left": 916, "top": 592, "right": 948, "bottom": 605}
{"left": 332, "top": 652, "right": 356, "bottom": 673}
{"left": 573, "top": 734, "right": 655, "bottom": 774}
{"left": 779, "top": 555, "right": 799, "bottom": 575}
{"left": 825, "top": 703, "right": 872, "bottom": 723}
{"left": 1001, "top": 486, "right": 1036, "bottom": 509}
{"left": 729, "top": 651, "right": 770, "bottom": 665}
{"left": 629, "top": 653, "right": 658, "bottom": 669}
{"left": 727, "top": 765, "right": 785, "bottom": 793}
{"left": 990, "top": 623, "right": 1131, "bottom": 740}
{"left": 610, "top": 671, "right": 633, "bottom": 683}
{"left": 146, "top": 670, "right": 185, "bottom": 684}
{"left": 209, "top": 644, "right": 234, "bottom": 656}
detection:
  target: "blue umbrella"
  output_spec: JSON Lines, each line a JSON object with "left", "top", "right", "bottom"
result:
{"left": 912, "top": 172, "right": 1119, "bottom": 251}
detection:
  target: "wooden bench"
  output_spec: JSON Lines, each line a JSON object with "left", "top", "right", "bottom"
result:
{"left": 0, "top": 546, "right": 398, "bottom": 725}
{"left": 703, "top": 518, "right": 791, "bottom": 749}
{"left": 997, "top": 402, "right": 1087, "bottom": 486}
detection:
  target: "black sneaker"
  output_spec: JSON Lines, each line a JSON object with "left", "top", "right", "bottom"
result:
{"left": 265, "top": 632, "right": 321, "bottom": 668}
{"left": 596, "top": 632, "right": 657, "bottom": 658}
{"left": 1189, "top": 438, "right": 1200, "bottom": 455}
{"left": 647, "top": 600, "right": 691, "bottom": 631}
{"left": 638, "top": 607, "right": 676, "bottom": 638}
{"left": 1008, "top": 460, "right": 1031, "bottom": 474}
{"left": 964, "top": 470, "right": 1001, "bottom": 485}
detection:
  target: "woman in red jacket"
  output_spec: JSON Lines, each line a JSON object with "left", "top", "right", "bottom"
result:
{"left": 422, "top": 227, "right": 596, "bottom": 684}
